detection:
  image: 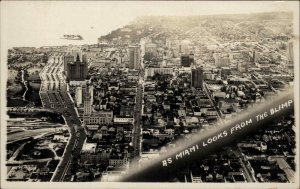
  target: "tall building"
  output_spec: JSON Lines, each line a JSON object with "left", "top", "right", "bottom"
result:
{"left": 252, "top": 51, "right": 261, "bottom": 63}
{"left": 83, "top": 86, "right": 92, "bottom": 115}
{"left": 221, "top": 67, "right": 231, "bottom": 78}
{"left": 144, "top": 43, "right": 158, "bottom": 61}
{"left": 89, "top": 85, "right": 94, "bottom": 105}
{"left": 191, "top": 67, "right": 204, "bottom": 89}
{"left": 237, "top": 61, "right": 248, "bottom": 73}
{"left": 181, "top": 54, "right": 194, "bottom": 67}
{"left": 140, "top": 37, "right": 152, "bottom": 56}
{"left": 189, "top": 54, "right": 195, "bottom": 65}
{"left": 145, "top": 43, "right": 157, "bottom": 55}
{"left": 66, "top": 54, "right": 88, "bottom": 81}
{"left": 180, "top": 40, "right": 191, "bottom": 54}
{"left": 213, "top": 53, "right": 230, "bottom": 68}
{"left": 82, "top": 54, "right": 88, "bottom": 63}
{"left": 64, "top": 55, "right": 75, "bottom": 72}
{"left": 128, "top": 46, "right": 140, "bottom": 70}
{"left": 81, "top": 85, "right": 113, "bottom": 126}
{"left": 75, "top": 86, "right": 83, "bottom": 107}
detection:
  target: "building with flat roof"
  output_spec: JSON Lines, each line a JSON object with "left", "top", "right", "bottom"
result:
{"left": 128, "top": 46, "right": 140, "bottom": 70}
{"left": 191, "top": 67, "right": 204, "bottom": 89}
{"left": 82, "top": 111, "right": 113, "bottom": 125}
{"left": 145, "top": 67, "right": 174, "bottom": 78}
{"left": 81, "top": 142, "right": 97, "bottom": 153}
{"left": 213, "top": 53, "right": 230, "bottom": 68}
{"left": 109, "top": 152, "right": 129, "bottom": 167}
{"left": 75, "top": 86, "right": 83, "bottom": 107}
{"left": 39, "top": 54, "right": 68, "bottom": 91}
{"left": 83, "top": 87, "right": 92, "bottom": 115}
{"left": 181, "top": 54, "right": 194, "bottom": 67}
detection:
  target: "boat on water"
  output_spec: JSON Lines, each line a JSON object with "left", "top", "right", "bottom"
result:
{"left": 61, "top": 34, "right": 83, "bottom": 40}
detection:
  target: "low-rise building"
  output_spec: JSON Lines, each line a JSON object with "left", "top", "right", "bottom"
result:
{"left": 82, "top": 111, "right": 113, "bottom": 125}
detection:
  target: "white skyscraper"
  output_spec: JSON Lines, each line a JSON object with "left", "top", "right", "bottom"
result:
{"left": 75, "top": 86, "right": 83, "bottom": 107}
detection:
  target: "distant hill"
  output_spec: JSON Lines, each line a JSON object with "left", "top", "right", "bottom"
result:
{"left": 98, "top": 11, "right": 293, "bottom": 44}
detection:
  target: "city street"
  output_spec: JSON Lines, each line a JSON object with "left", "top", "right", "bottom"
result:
{"left": 231, "top": 147, "right": 256, "bottom": 182}
{"left": 40, "top": 90, "right": 86, "bottom": 181}
{"left": 203, "top": 82, "right": 223, "bottom": 123}
{"left": 4, "top": 4, "right": 297, "bottom": 184}
{"left": 132, "top": 73, "right": 144, "bottom": 165}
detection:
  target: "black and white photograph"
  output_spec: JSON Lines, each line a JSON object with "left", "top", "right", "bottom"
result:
{"left": 1, "top": 1, "right": 299, "bottom": 189}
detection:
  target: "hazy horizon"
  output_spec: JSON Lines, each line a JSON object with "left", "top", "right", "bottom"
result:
{"left": 1, "top": 1, "right": 298, "bottom": 49}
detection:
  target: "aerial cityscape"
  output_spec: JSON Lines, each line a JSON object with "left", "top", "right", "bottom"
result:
{"left": 3, "top": 2, "right": 297, "bottom": 185}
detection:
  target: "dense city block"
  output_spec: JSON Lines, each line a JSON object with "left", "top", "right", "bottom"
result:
{"left": 6, "top": 11, "right": 295, "bottom": 182}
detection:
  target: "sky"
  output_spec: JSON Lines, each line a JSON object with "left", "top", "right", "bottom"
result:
{"left": 1, "top": 1, "right": 298, "bottom": 48}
